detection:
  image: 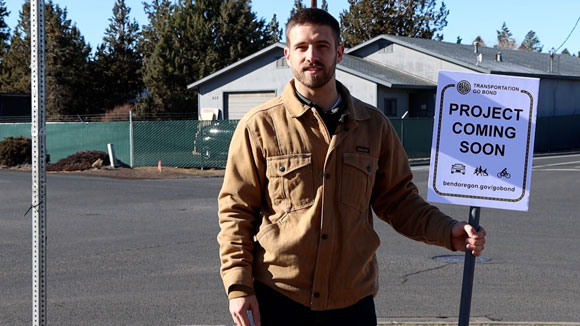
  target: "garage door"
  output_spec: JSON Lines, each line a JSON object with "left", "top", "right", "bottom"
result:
{"left": 226, "top": 92, "right": 276, "bottom": 120}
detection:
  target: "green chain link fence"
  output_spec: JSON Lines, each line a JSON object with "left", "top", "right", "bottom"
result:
{"left": 132, "top": 120, "right": 238, "bottom": 168}
{"left": 1, "top": 116, "right": 579, "bottom": 169}
{"left": 0, "top": 120, "right": 239, "bottom": 169}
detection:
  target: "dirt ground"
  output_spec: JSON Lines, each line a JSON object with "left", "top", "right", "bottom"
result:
{"left": 3, "top": 165, "right": 225, "bottom": 179}
{"left": 60, "top": 166, "right": 225, "bottom": 179}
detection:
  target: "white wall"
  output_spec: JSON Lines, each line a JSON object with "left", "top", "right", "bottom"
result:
{"left": 363, "top": 44, "right": 580, "bottom": 118}
{"left": 199, "top": 58, "right": 382, "bottom": 119}
{"left": 198, "top": 58, "right": 293, "bottom": 118}
{"left": 336, "top": 70, "right": 377, "bottom": 106}
{"left": 365, "top": 44, "right": 475, "bottom": 82}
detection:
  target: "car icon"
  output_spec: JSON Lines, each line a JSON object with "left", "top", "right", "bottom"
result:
{"left": 451, "top": 163, "right": 466, "bottom": 175}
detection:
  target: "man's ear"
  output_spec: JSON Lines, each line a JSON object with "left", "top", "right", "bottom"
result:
{"left": 284, "top": 47, "right": 292, "bottom": 67}
{"left": 336, "top": 44, "right": 345, "bottom": 64}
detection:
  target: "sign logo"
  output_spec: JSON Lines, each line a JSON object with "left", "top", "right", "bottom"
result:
{"left": 457, "top": 80, "right": 471, "bottom": 95}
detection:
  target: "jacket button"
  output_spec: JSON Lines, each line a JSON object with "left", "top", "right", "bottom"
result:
{"left": 279, "top": 166, "right": 285, "bottom": 172}
{"left": 321, "top": 233, "right": 328, "bottom": 240}
{"left": 325, "top": 173, "right": 331, "bottom": 179}
{"left": 313, "top": 292, "right": 320, "bottom": 298}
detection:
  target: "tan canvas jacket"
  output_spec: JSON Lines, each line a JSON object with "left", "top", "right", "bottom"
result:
{"left": 217, "top": 80, "right": 457, "bottom": 311}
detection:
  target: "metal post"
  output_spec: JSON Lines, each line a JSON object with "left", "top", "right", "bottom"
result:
{"left": 129, "top": 110, "right": 134, "bottom": 168}
{"left": 30, "top": 0, "right": 47, "bottom": 325}
{"left": 400, "top": 110, "right": 408, "bottom": 148}
{"left": 458, "top": 206, "right": 481, "bottom": 326}
{"left": 107, "top": 143, "right": 117, "bottom": 168}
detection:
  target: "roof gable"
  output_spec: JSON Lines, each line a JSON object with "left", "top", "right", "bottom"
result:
{"left": 347, "top": 35, "right": 580, "bottom": 78}
{"left": 188, "top": 41, "right": 434, "bottom": 90}
{"left": 187, "top": 43, "right": 286, "bottom": 89}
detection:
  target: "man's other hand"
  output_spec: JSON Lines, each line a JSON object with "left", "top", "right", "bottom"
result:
{"left": 451, "top": 222, "right": 487, "bottom": 257}
{"left": 229, "top": 295, "right": 261, "bottom": 326}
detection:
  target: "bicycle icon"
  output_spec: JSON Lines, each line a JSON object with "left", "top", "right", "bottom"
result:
{"left": 497, "top": 168, "right": 511, "bottom": 179}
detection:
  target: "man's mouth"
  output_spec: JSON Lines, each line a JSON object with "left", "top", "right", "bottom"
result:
{"left": 303, "top": 65, "right": 323, "bottom": 73}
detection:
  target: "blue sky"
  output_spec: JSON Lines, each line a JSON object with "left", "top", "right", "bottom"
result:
{"left": 4, "top": 0, "right": 580, "bottom": 55}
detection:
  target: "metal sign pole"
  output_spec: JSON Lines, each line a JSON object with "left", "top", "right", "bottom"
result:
{"left": 458, "top": 206, "right": 481, "bottom": 326}
{"left": 31, "top": 0, "right": 47, "bottom": 325}
{"left": 129, "top": 110, "right": 134, "bottom": 168}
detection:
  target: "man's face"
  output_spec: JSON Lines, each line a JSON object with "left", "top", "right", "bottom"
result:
{"left": 284, "top": 24, "right": 344, "bottom": 91}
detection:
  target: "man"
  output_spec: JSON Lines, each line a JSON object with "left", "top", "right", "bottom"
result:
{"left": 217, "top": 8, "right": 486, "bottom": 326}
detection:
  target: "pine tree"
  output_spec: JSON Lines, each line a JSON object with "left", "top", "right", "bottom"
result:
{"left": 473, "top": 36, "right": 486, "bottom": 48}
{"left": 140, "top": 0, "right": 174, "bottom": 62}
{"left": 44, "top": 3, "right": 93, "bottom": 117}
{"left": 0, "top": 0, "right": 9, "bottom": 65}
{"left": 94, "top": 0, "right": 143, "bottom": 112}
{"left": 289, "top": 0, "right": 307, "bottom": 24}
{"left": 340, "top": 0, "right": 449, "bottom": 48}
{"left": 495, "top": 22, "right": 516, "bottom": 50}
{"left": 266, "top": 14, "right": 283, "bottom": 44}
{"left": 518, "top": 30, "right": 543, "bottom": 52}
{"left": 0, "top": 31, "right": 28, "bottom": 93}
{"left": 137, "top": 0, "right": 216, "bottom": 119}
{"left": 0, "top": 2, "right": 30, "bottom": 93}
{"left": 0, "top": 0, "right": 92, "bottom": 118}
{"left": 138, "top": 0, "right": 270, "bottom": 119}
{"left": 214, "top": 0, "right": 269, "bottom": 70}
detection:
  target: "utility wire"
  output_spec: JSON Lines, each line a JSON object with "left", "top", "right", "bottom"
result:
{"left": 555, "top": 15, "right": 580, "bottom": 52}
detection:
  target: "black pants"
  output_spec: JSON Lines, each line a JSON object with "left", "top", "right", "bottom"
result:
{"left": 254, "top": 281, "right": 377, "bottom": 326}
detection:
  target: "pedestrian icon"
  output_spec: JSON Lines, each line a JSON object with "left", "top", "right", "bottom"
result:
{"left": 474, "top": 166, "right": 488, "bottom": 176}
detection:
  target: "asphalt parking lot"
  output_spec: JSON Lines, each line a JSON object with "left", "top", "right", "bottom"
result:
{"left": 1, "top": 153, "right": 579, "bottom": 325}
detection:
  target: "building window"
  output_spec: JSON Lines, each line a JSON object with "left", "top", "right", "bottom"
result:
{"left": 380, "top": 44, "right": 394, "bottom": 53}
{"left": 276, "top": 57, "right": 288, "bottom": 68}
{"left": 384, "top": 98, "right": 397, "bottom": 116}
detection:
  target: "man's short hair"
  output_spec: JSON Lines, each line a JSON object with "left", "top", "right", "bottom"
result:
{"left": 285, "top": 8, "right": 341, "bottom": 46}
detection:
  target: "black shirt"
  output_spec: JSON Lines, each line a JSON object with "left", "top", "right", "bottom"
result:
{"left": 295, "top": 89, "right": 345, "bottom": 135}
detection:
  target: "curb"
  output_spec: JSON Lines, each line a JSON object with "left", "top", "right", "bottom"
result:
{"left": 408, "top": 150, "right": 580, "bottom": 167}
{"left": 377, "top": 317, "right": 580, "bottom": 326}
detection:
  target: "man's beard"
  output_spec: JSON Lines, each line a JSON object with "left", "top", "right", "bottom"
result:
{"left": 293, "top": 61, "right": 336, "bottom": 89}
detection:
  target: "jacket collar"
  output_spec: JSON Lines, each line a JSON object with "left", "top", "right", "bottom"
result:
{"left": 282, "top": 79, "right": 370, "bottom": 121}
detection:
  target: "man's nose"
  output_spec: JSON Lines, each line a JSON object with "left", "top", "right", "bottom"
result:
{"left": 305, "top": 45, "right": 319, "bottom": 63}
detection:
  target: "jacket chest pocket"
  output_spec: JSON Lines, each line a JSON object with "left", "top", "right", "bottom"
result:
{"left": 266, "top": 153, "right": 314, "bottom": 211}
{"left": 341, "top": 153, "right": 378, "bottom": 212}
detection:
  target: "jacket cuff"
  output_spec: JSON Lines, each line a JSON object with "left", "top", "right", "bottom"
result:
{"left": 222, "top": 267, "right": 254, "bottom": 295}
{"left": 445, "top": 219, "right": 459, "bottom": 251}
{"left": 228, "top": 284, "right": 255, "bottom": 299}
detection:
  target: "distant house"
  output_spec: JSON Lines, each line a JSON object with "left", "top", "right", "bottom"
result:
{"left": 187, "top": 35, "right": 580, "bottom": 120}
{"left": 0, "top": 93, "right": 31, "bottom": 122}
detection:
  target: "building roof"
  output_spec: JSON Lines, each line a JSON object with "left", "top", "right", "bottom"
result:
{"left": 188, "top": 41, "right": 436, "bottom": 90}
{"left": 188, "top": 35, "right": 580, "bottom": 91}
{"left": 339, "top": 54, "right": 435, "bottom": 88}
{"left": 187, "top": 43, "right": 286, "bottom": 90}
{"left": 348, "top": 35, "right": 580, "bottom": 79}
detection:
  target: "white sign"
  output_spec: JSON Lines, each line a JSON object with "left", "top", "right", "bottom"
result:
{"left": 427, "top": 71, "right": 539, "bottom": 211}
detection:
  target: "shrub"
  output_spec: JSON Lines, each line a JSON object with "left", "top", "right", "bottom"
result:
{"left": 101, "top": 103, "right": 134, "bottom": 122}
{"left": 47, "top": 151, "right": 110, "bottom": 171}
{"left": 0, "top": 137, "right": 32, "bottom": 167}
